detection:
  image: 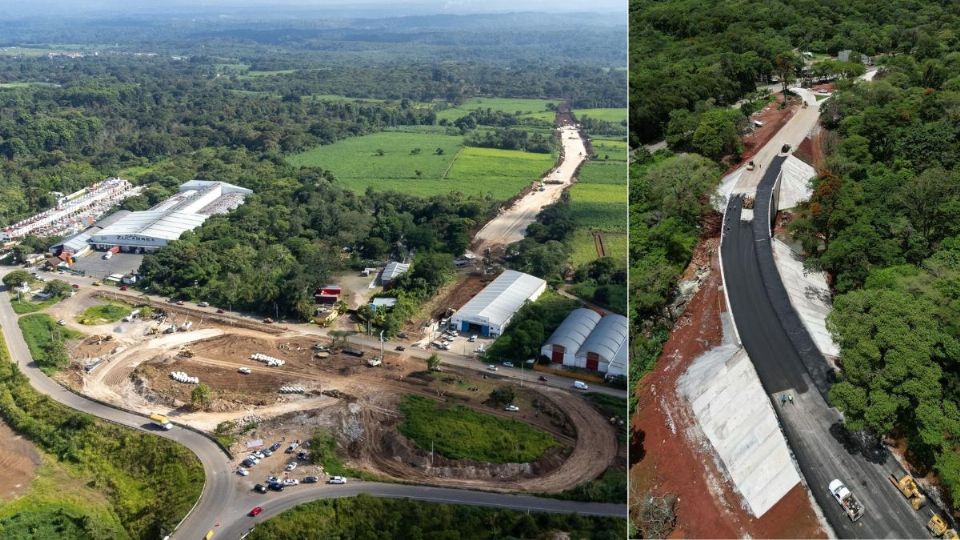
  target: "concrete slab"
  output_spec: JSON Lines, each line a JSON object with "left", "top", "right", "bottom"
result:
{"left": 71, "top": 252, "right": 143, "bottom": 279}
{"left": 778, "top": 155, "right": 816, "bottom": 210}
{"left": 678, "top": 345, "right": 801, "bottom": 517}
{"left": 715, "top": 167, "right": 744, "bottom": 211}
{"left": 771, "top": 239, "right": 839, "bottom": 358}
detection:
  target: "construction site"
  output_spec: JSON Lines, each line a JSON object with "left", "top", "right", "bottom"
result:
{"left": 43, "top": 285, "right": 620, "bottom": 494}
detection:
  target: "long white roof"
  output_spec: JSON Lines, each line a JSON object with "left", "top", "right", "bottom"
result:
{"left": 543, "top": 308, "right": 601, "bottom": 353}
{"left": 579, "top": 313, "right": 628, "bottom": 366}
{"left": 92, "top": 210, "right": 208, "bottom": 241}
{"left": 455, "top": 270, "right": 545, "bottom": 328}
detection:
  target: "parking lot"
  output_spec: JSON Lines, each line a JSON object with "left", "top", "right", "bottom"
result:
{"left": 70, "top": 251, "right": 143, "bottom": 279}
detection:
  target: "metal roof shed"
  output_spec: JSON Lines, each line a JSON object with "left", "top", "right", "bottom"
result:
{"left": 450, "top": 270, "right": 546, "bottom": 337}
{"left": 540, "top": 308, "right": 601, "bottom": 365}
{"left": 576, "top": 314, "right": 628, "bottom": 375}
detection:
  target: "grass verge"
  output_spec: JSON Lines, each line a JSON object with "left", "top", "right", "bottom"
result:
{"left": 398, "top": 394, "right": 556, "bottom": 464}
{"left": 77, "top": 302, "right": 131, "bottom": 325}
{"left": 9, "top": 294, "right": 60, "bottom": 315}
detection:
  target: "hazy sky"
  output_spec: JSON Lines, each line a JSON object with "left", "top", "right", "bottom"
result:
{"left": 6, "top": 0, "right": 626, "bottom": 17}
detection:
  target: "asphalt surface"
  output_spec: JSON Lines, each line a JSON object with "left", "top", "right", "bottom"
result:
{"left": 220, "top": 481, "right": 627, "bottom": 539}
{"left": 720, "top": 158, "right": 934, "bottom": 538}
{"left": 0, "top": 269, "right": 625, "bottom": 539}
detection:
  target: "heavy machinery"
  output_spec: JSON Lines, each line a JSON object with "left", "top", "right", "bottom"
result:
{"left": 927, "top": 514, "right": 959, "bottom": 539}
{"left": 829, "top": 479, "right": 864, "bottom": 521}
{"left": 889, "top": 473, "right": 926, "bottom": 510}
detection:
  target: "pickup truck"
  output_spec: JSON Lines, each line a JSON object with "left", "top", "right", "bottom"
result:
{"left": 829, "top": 479, "right": 864, "bottom": 521}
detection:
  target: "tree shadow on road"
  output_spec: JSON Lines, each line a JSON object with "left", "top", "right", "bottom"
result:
{"left": 829, "top": 421, "right": 888, "bottom": 465}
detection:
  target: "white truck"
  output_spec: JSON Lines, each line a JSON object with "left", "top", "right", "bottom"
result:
{"left": 829, "top": 479, "right": 864, "bottom": 521}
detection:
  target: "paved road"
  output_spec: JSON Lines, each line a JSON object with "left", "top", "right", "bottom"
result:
{"left": 220, "top": 481, "right": 626, "bottom": 539}
{"left": 0, "top": 270, "right": 625, "bottom": 539}
{"left": 720, "top": 159, "right": 933, "bottom": 538}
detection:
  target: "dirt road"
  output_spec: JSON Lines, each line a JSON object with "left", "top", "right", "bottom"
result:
{"left": 472, "top": 125, "right": 587, "bottom": 252}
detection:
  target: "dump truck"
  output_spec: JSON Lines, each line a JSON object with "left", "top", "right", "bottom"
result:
{"left": 829, "top": 479, "right": 864, "bottom": 521}
{"left": 928, "top": 514, "right": 959, "bottom": 539}
{"left": 889, "top": 473, "right": 926, "bottom": 510}
{"left": 149, "top": 413, "right": 173, "bottom": 430}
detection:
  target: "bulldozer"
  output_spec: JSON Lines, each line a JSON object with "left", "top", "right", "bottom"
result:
{"left": 889, "top": 473, "right": 926, "bottom": 510}
{"left": 928, "top": 514, "right": 959, "bottom": 539}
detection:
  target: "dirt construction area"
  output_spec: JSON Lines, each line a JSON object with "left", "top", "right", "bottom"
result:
{"left": 43, "top": 286, "right": 619, "bottom": 494}
{"left": 630, "top": 226, "right": 825, "bottom": 538}
{"left": 0, "top": 420, "right": 41, "bottom": 502}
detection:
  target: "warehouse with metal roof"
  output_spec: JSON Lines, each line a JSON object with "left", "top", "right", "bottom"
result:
{"left": 87, "top": 180, "right": 251, "bottom": 252}
{"left": 380, "top": 261, "right": 410, "bottom": 285}
{"left": 540, "top": 308, "right": 602, "bottom": 365}
{"left": 576, "top": 314, "right": 628, "bottom": 377}
{"left": 450, "top": 270, "right": 546, "bottom": 337}
{"left": 540, "top": 310, "right": 627, "bottom": 377}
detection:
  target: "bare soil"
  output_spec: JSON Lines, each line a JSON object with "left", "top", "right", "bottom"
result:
{"left": 0, "top": 420, "right": 41, "bottom": 502}
{"left": 732, "top": 93, "right": 797, "bottom": 172}
{"left": 630, "top": 233, "right": 825, "bottom": 538}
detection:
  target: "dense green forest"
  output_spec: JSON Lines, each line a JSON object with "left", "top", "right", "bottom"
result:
{"left": 629, "top": 0, "right": 959, "bottom": 145}
{"left": 248, "top": 494, "right": 626, "bottom": 540}
{"left": 790, "top": 45, "right": 960, "bottom": 498}
{"left": 630, "top": 0, "right": 960, "bottom": 514}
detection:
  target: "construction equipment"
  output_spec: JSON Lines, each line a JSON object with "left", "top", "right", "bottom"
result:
{"left": 889, "top": 473, "right": 926, "bottom": 510}
{"left": 829, "top": 479, "right": 864, "bottom": 521}
{"left": 928, "top": 514, "right": 959, "bottom": 539}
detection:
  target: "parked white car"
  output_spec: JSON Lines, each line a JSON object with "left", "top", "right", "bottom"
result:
{"left": 285, "top": 461, "right": 298, "bottom": 471}
{"left": 327, "top": 476, "right": 347, "bottom": 485}
{"left": 504, "top": 405, "right": 520, "bottom": 412}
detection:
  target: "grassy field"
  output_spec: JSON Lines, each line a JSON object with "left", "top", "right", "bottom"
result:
{"left": 18, "top": 314, "right": 83, "bottom": 373}
{"left": 569, "top": 183, "right": 627, "bottom": 232}
{"left": 288, "top": 133, "right": 553, "bottom": 199}
{"left": 436, "top": 97, "right": 560, "bottom": 122}
{"left": 590, "top": 138, "right": 629, "bottom": 163}
{"left": 0, "top": 329, "right": 204, "bottom": 538}
{"left": 398, "top": 395, "right": 556, "bottom": 463}
{"left": 578, "top": 159, "right": 627, "bottom": 184}
{"left": 287, "top": 131, "right": 462, "bottom": 178}
{"left": 570, "top": 230, "right": 627, "bottom": 267}
{"left": 77, "top": 302, "right": 131, "bottom": 325}
{"left": 9, "top": 293, "right": 60, "bottom": 315}
{"left": 575, "top": 108, "right": 628, "bottom": 124}
{"left": 247, "top": 494, "right": 627, "bottom": 539}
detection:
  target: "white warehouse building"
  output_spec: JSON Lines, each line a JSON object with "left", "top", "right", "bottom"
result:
{"left": 88, "top": 180, "right": 252, "bottom": 252}
{"left": 541, "top": 311, "right": 628, "bottom": 377}
{"left": 450, "top": 270, "right": 546, "bottom": 338}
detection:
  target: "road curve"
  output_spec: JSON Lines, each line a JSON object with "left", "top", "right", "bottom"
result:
{"left": 220, "top": 481, "right": 626, "bottom": 539}
{"left": 0, "top": 271, "right": 625, "bottom": 540}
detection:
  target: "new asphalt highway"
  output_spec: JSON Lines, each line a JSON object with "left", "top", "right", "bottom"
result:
{"left": 0, "top": 270, "right": 624, "bottom": 540}
{"left": 720, "top": 156, "right": 935, "bottom": 538}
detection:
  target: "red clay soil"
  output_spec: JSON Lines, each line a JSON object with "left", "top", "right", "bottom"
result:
{"left": 725, "top": 93, "right": 798, "bottom": 175}
{"left": 795, "top": 125, "right": 827, "bottom": 170}
{"left": 630, "top": 232, "right": 825, "bottom": 538}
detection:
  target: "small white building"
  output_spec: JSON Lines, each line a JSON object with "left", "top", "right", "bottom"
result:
{"left": 450, "top": 270, "right": 546, "bottom": 338}
{"left": 540, "top": 308, "right": 601, "bottom": 365}
{"left": 380, "top": 261, "right": 410, "bottom": 285}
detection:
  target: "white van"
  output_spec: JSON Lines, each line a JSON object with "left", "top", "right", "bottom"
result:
{"left": 573, "top": 380, "right": 589, "bottom": 391}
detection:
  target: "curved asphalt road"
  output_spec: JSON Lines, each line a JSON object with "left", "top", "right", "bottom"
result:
{"left": 721, "top": 158, "right": 933, "bottom": 538}
{"left": 0, "top": 273, "right": 624, "bottom": 540}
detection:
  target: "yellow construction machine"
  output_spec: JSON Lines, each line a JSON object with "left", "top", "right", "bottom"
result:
{"left": 890, "top": 473, "right": 926, "bottom": 510}
{"left": 928, "top": 514, "right": 959, "bottom": 539}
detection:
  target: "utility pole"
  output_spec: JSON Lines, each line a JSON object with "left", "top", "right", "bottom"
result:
{"left": 379, "top": 330, "right": 384, "bottom": 360}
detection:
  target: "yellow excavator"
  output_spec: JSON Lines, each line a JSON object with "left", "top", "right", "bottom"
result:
{"left": 890, "top": 473, "right": 926, "bottom": 510}
{"left": 928, "top": 514, "right": 959, "bottom": 539}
